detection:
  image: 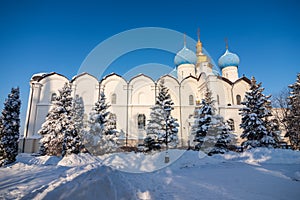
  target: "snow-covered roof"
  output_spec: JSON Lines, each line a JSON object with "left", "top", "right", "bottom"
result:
{"left": 31, "top": 73, "right": 48, "bottom": 81}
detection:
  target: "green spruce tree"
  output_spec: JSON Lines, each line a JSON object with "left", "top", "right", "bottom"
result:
{"left": 239, "top": 77, "right": 278, "bottom": 149}
{"left": 0, "top": 87, "right": 21, "bottom": 166}
{"left": 285, "top": 73, "right": 300, "bottom": 150}
{"left": 144, "top": 80, "right": 178, "bottom": 151}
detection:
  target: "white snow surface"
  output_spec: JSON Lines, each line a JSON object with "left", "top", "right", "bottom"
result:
{"left": 0, "top": 148, "right": 299, "bottom": 200}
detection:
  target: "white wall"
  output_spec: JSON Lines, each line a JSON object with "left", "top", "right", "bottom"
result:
{"left": 128, "top": 75, "right": 156, "bottom": 140}
{"left": 23, "top": 71, "right": 251, "bottom": 152}
{"left": 180, "top": 77, "right": 198, "bottom": 145}
{"left": 101, "top": 74, "right": 128, "bottom": 135}
{"left": 33, "top": 74, "right": 68, "bottom": 136}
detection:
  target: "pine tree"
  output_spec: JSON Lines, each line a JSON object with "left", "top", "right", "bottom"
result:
{"left": 101, "top": 111, "right": 119, "bottom": 154}
{"left": 165, "top": 115, "right": 179, "bottom": 147}
{"left": 144, "top": 80, "right": 178, "bottom": 151}
{"left": 0, "top": 117, "right": 3, "bottom": 163}
{"left": 191, "top": 86, "right": 232, "bottom": 154}
{"left": 285, "top": 73, "right": 300, "bottom": 150}
{"left": 73, "top": 95, "right": 85, "bottom": 135}
{"left": 61, "top": 85, "right": 83, "bottom": 156}
{"left": 84, "top": 90, "right": 118, "bottom": 155}
{"left": 264, "top": 118, "right": 281, "bottom": 147}
{"left": 0, "top": 87, "right": 21, "bottom": 166}
{"left": 144, "top": 104, "right": 165, "bottom": 151}
{"left": 208, "top": 116, "right": 234, "bottom": 155}
{"left": 39, "top": 83, "right": 82, "bottom": 156}
{"left": 157, "top": 80, "right": 179, "bottom": 148}
{"left": 39, "top": 90, "right": 64, "bottom": 156}
{"left": 239, "top": 77, "right": 278, "bottom": 149}
{"left": 191, "top": 99, "right": 214, "bottom": 150}
{"left": 204, "top": 86, "right": 215, "bottom": 109}
{"left": 191, "top": 85, "right": 215, "bottom": 150}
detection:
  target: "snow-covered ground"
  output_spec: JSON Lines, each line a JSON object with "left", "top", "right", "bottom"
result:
{"left": 0, "top": 148, "right": 299, "bottom": 200}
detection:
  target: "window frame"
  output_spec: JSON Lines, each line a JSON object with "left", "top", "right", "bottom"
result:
{"left": 137, "top": 114, "right": 146, "bottom": 130}
{"left": 189, "top": 95, "right": 194, "bottom": 105}
{"left": 51, "top": 93, "right": 57, "bottom": 102}
{"left": 236, "top": 94, "right": 241, "bottom": 105}
{"left": 111, "top": 93, "right": 117, "bottom": 104}
{"left": 227, "top": 118, "right": 235, "bottom": 131}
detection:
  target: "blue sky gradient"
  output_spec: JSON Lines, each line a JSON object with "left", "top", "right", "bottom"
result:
{"left": 0, "top": 0, "right": 299, "bottom": 131}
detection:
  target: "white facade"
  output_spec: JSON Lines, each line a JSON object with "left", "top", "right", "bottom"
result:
{"left": 21, "top": 37, "right": 251, "bottom": 153}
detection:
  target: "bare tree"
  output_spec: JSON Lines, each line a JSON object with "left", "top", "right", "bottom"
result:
{"left": 271, "top": 88, "right": 289, "bottom": 132}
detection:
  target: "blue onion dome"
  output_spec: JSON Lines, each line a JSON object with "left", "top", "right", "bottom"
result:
{"left": 218, "top": 49, "right": 240, "bottom": 69}
{"left": 174, "top": 46, "right": 197, "bottom": 67}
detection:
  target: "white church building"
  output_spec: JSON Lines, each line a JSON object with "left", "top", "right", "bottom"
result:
{"left": 21, "top": 34, "right": 251, "bottom": 153}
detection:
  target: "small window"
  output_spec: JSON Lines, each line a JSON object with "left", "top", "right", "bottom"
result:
{"left": 236, "top": 95, "right": 241, "bottom": 105}
{"left": 189, "top": 95, "right": 194, "bottom": 105}
{"left": 271, "top": 119, "right": 280, "bottom": 130}
{"left": 227, "top": 119, "right": 235, "bottom": 131}
{"left": 217, "top": 95, "right": 220, "bottom": 105}
{"left": 111, "top": 93, "right": 116, "bottom": 104}
{"left": 83, "top": 114, "right": 88, "bottom": 128}
{"left": 51, "top": 93, "right": 57, "bottom": 102}
{"left": 138, "top": 114, "right": 146, "bottom": 130}
{"left": 108, "top": 113, "right": 117, "bottom": 129}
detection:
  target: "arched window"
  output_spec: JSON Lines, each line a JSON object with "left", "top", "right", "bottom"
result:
{"left": 138, "top": 114, "right": 146, "bottom": 130}
{"left": 111, "top": 93, "right": 117, "bottom": 104}
{"left": 236, "top": 95, "right": 241, "bottom": 105}
{"left": 227, "top": 119, "right": 235, "bottom": 131}
{"left": 138, "top": 92, "right": 146, "bottom": 104}
{"left": 51, "top": 93, "right": 57, "bottom": 102}
{"left": 189, "top": 95, "right": 194, "bottom": 105}
{"left": 108, "top": 113, "right": 117, "bottom": 129}
{"left": 217, "top": 95, "right": 220, "bottom": 105}
{"left": 83, "top": 114, "right": 88, "bottom": 129}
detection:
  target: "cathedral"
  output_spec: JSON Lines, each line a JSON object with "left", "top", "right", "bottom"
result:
{"left": 21, "top": 33, "right": 251, "bottom": 153}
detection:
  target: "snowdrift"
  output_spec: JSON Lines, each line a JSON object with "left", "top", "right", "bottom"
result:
{"left": 0, "top": 148, "right": 299, "bottom": 200}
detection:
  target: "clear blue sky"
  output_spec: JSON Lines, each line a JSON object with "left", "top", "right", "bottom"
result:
{"left": 0, "top": 0, "right": 299, "bottom": 132}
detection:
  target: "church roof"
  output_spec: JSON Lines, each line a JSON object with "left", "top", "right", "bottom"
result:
{"left": 174, "top": 46, "right": 197, "bottom": 67}
{"left": 218, "top": 49, "right": 240, "bottom": 69}
{"left": 33, "top": 72, "right": 68, "bottom": 82}
{"left": 218, "top": 75, "right": 251, "bottom": 85}
{"left": 71, "top": 72, "right": 98, "bottom": 83}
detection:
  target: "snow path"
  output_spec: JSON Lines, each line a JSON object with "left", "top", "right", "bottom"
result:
{"left": 0, "top": 158, "right": 136, "bottom": 199}
{"left": 0, "top": 164, "right": 68, "bottom": 199}
{"left": 125, "top": 162, "right": 300, "bottom": 200}
{"left": 37, "top": 164, "right": 136, "bottom": 200}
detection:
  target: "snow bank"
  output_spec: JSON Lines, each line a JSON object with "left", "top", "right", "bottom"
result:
{"left": 17, "top": 153, "right": 61, "bottom": 166}
{"left": 222, "top": 148, "right": 300, "bottom": 165}
{"left": 58, "top": 153, "right": 101, "bottom": 167}
{"left": 15, "top": 148, "right": 300, "bottom": 170}
{"left": 99, "top": 148, "right": 300, "bottom": 172}
{"left": 99, "top": 149, "right": 186, "bottom": 173}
